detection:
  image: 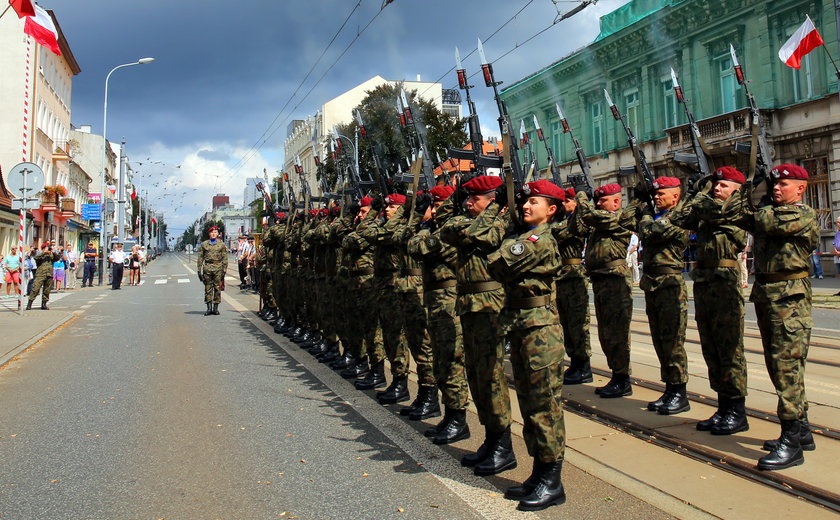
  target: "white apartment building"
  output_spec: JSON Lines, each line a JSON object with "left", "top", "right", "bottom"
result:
{"left": 243, "top": 177, "right": 261, "bottom": 207}
{"left": 283, "top": 75, "right": 461, "bottom": 198}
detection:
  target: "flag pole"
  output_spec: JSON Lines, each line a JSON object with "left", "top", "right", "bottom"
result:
{"left": 0, "top": 5, "right": 12, "bottom": 20}
{"left": 822, "top": 44, "right": 840, "bottom": 81}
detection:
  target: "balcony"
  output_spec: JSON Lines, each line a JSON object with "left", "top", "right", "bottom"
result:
{"left": 666, "top": 108, "right": 768, "bottom": 152}
{"left": 53, "top": 140, "right": 71, "bottom": 161}
{"left": 39, "top": 191, "right": 59, "bottom": 211}
{"left": 60, "top": 197, "right": 76, "bottom": 218}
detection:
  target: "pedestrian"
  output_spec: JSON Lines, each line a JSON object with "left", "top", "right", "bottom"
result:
{"left": 24, "top": 245, "right": 37, "bottom": 294}
{"left": 810, "top": 245, "right": 824, "bottom": 279}
{"left": 65, "top": 245, "right": 78, "bottom": 289}
{"left": 626, "top": 232, "right": 641, "bottom": 284}
{"left": 139, "top": 246, "right": 147, "bottom": 274}
{"left": 109, "top": 243, "right": 127, "bottom": 290}
{"left": 52, "top": 245, "right": 66, "bottom": 292}
{"left": 238, "top": 235, "right": 253, "bottom": 289}
{"left": 81, "top": 242, "right": 97, "bottom": 287}
{"left": 3, "top": 246, "right": 22, "bottom": 299}
{"left": 197, "top": 225, "right": 228, "bottom": 315}
{"left": 26, "top": 242, "right": 59, "bottom": 310}
{"left": 737, "top": 235, "right": 751, "bottom": 289}
{"left": 128, "top": 245, "right": 142, "bottom": 286}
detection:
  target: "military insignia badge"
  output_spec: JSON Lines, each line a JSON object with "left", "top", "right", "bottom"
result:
{"left": 510, "top": 242, "right": 526, "bottom": 255}
{"left": 527, "top": 234, "right": 540, "bottom": 242}
{"left": 427, "top": 237, "right": 437, "bottom": 247}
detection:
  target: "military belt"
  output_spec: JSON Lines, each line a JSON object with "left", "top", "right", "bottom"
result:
{"left": 204, "top": 261, "right": 221, "bottom": 264}
{"left": 351, "top": 268, "right": 374, "bottom": 277}
{"left": 507, "top": 294, "right": 551, "bottom": 309}
{"left": 561, "top": 259, "right": 583, "bottom": 265}
{"left": 756, "top": 271, "right": 808, "bottom": 283}
{"left": 590, "top": 259, "right": 625, "bottom": 270}
{"left": 424, "top": 279, "right": 457, "bottom": 291}
{"left": 400, "top": 268, "right": 423, "bottom": 276}
{"left": 697, "top": 259, "right": 738, "bottom": 269}
{"left": 644, "top": 266, "right": 682, "bottom": 275}
{"left": 460, "top": 281, "right": 503, "bottom": 294}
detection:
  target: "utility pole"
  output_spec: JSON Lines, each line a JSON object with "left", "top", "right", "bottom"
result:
{"left": 117, "top": 138, "right": 127, "bottom": 243}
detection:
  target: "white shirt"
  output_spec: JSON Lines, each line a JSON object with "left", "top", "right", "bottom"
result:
{"left": 109, "top": 249, "right": 127, "bottom": 263}
{"left": 627, "top": 233, "right": 639, "bottom": 253}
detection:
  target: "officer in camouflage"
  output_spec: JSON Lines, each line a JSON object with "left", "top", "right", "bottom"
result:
{"left": 26, "top": 242, "right": 60, "bottom": 310}
{"left": 197, "top": 225, "right": 229, "bottom": 316}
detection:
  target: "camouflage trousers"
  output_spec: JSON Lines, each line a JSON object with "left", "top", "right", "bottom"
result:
{"left": 509, "top": 323, "right": 566, "bottom": 462}
{"left": 347, "top": 280, "right": 383, "bottom": 364}
{"left": 260, "top": 270, "right": 276, "bottom": 310}
{"left": 752, "top": 280, "right": 812, "bottom": 421}
{"left": 425, "top": 287, "right": 469, "bottom": 410}
{"left": 591, "top": 274, "right": 633, "bottom": 375}
{"left": 555, "top": 277, "right": 591, "bottom": 361}
{"left": 27, "top": 272, "right": 52, "bottom": 304}
{"left": 694, "top": 279, "right": 747, "bottom": 398}
{"left": 376, "top": 279, "right": 408, "bottom": 377}
{"left": 643, "top": 277, "right": 689, "bottom": 384}
{"left": 203, "top": 268, "right": 223, "bottom": 304}
{"left": 461, "top": 311, "right": 511, "bottom": 435}
{"left": 398, "top": 290, "right": 434, "bottom": 386}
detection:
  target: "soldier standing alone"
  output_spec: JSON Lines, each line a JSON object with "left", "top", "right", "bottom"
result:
{"left": 26, "top": 243, "right": 60, "bottom": 310}
{"left": 197, "top": 225, "right": 228, "bottom": 316}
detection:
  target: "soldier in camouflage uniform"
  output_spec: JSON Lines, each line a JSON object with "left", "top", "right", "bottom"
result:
{"left": 637, "top": 177, "right": 690, "bottom": 415}
{"left": 488, "top": 180, "right": 567, "bottom": 512}
{"left": 197, "top": 226, "right": 229, "bottom": 316}
{"left": 439, "top": 175, "right": 512, "bottom": 475}
{"left": 324, "top": 205, "right": 356, "bottom": 368}
{"left": 408, "top": 185, "right": 470, "bottom": 438}
{"left": 575, "top": 184, "right": 638, "bottom": 398}
{"left": 255, "top": 240, "right": 276, "bottom": 320}
{"left": 550, "top": 188, "right": 592, "bottom": 385}
{"left": 696, "top": 163, "right": 818, "bottom": 470}
{"left": 26, "top": 243, "right": 60, "bottom": 310}
{"left": 671, "top": 167, "right": 749, "bottom": 434}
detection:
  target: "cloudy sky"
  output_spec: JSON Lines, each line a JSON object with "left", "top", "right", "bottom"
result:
{"left": 46, "top": 0, "right": 631, "bottom": 235}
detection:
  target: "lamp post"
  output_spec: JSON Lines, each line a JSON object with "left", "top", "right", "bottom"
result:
{"left": 98, "top": 57, "right": 154, "bottom": 285}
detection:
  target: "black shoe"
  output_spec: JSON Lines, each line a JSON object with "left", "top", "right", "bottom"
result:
{"left": 433, "top": 409, "right": 470, "bottom": 445}
{"left": 474, "top": 427, "right": 517, "bottom": 476}
{"left": 400, "top": 388, "right": 424, "bottom": 416}
{"left": 212, "top": 303, "right": 219, "bottom": 315}
{"left": 41, "top": 302, "right": 49, "bottom": 310}
{"left": 355, "top": 361, "right": 386, "bottom": 390}
{"left": 758, "top": 420, "right": 805, "bottom": 470}
{"left": 461, "top": 432, "right": 491, "bottom": 467}
{"left": 409, "top": 386, "right": 441, "bottom": 420}
{"left": 647, "top": 384, "right": 672, "bottom": 411}
{"left": 697, "top": 396, "right": 727, "bottom": 431}
{"left": 275, "top": 321, "right": 291, "bottom": 334}
{"left": 711, "top": 397, "right": 749, "bottom": 435}
{"left": 425, "top": 410, "right": 450, "bottom": 438}
{"left": 563, "top": 358, "right": 593, "bottom": 385}
{"left": 341, "top": 357, "right": 369, "bottom": 379}
{"left": 657, "top": 383, "right": 690, "bottom": 415}
{"left": 517, "top": 461, "right": 566, "bottom": 512}
{"left": 505, "top": 459, "right": 540, "bottom": 500}
{"left": 377, "top": 376, "right": 409, "bottom": 404}
{"left": 763, "top": 419, "right": 816, "bottom": 452}
{"left": 317, "top": 343, "right": 340, "bottom": 363}
{"left": 330, "top": 352, "right": 353, "bottom": 370}
{"left": 26, "top": 300, "right": 33, "bottom": 311}
{"left": 204, "top": 303, "right": 213, "bottom": 316}
{"left": 597, "top": 374, "right": 632, "bottom": 398}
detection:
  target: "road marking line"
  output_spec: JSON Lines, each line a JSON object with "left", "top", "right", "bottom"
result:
{"left": 177, "top": 279, "right": 190, "bottom": 284}
{"left": 80, "top": 305, "right": 91, "bottom": 309}
{"left": 154, "top": 279, "right": 167, "bottom": 285}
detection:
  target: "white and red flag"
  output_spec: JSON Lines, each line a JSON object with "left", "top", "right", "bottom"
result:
{"left": 8, "top": 0, "right": 36, "bottom": 18}
{"left": 779, "top": 15, "right": 823, "bottom": 69}
{"left": 23, "top": 5, "right": 61, "bottom": 55}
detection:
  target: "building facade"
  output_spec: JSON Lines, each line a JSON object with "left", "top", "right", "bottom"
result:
{"left": 500, "top": 0, "right": 840, "bottom": 260}
{"left": 70, "top": 125, "right": 118, "bottom": 251}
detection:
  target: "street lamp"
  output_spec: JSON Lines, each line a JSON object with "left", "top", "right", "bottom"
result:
{"left": 98, "top": 57, "right": 154, "bottom": 285}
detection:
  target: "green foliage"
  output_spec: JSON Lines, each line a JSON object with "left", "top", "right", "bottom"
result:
{"left": 201, "top": 219, "right": 225, "bottom": 240}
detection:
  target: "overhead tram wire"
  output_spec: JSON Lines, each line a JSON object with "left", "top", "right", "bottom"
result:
{"left": 224, "top": 1, "right": 364, "bottom": 177}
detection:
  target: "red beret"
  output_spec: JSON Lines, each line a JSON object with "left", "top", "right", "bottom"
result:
{"left": 384, "top": 193, "right": 406, "bottom": 205}
{"left": 276, "top": 212, "right": 287, "bottom": 219}
{"left": 462, "top": 175, "right": 503, "bottom": 195}
{"left": 652, "top": 177, "right": 680, "bottom": 189}
{"left": 209, "top": 226, "right": 219, "bottom": 232}
{"left": 521, "top": 180, "right": 566, "bottom": 201}
{"left": 308, "top": 209, "right": 319, "bottom": 217}
{"left": 318, "top": 208, "right": 329, "bottom": 217}
{"left": 771, "top": 163, "right": 808, "bottom": 180}
{"left": 359, "top": 196, "right": 373, "bottom": 207}
{"left": 565, "top": 187, "right": 576, "bottom": 199}
{"left": 42, "top": 242, "right": 51, "bottom": 249}
{"left": 430, "top": 185, "right": 456, "bottom": 202}
{"left": 714, "top": 167, "right": 745, "bottom": 184}
{"left": 593, "top": 183, "right": 621, "bottom": 198}
{"left": 329, "top": 206, "right": 341, "bottom": 216}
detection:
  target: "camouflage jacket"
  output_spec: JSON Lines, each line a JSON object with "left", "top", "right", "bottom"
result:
{"left": 34, "top": 250, "right": 60, "bottom": 276}
{"left": 576, "top": 192, "right": 637, "bottom": 276}
{"left": 341, "top": 210, "right": 377, "bottom": 286}
{"left": 488, "top": 222, "right": 561, "bottom": 330}
{"left": 359, "top": 212, "right": 401, "bottom": 286}
{"left": 638, "top": 202, "right": 689, "bottom": 291}
{"left": 550, "top": 211, "right": 588, "bottom": 282}
{"left": 197, "top": 239, "right": 228, "bottom": 273}
{"left": 438, "top": 197, "right": 506, "bottom": 314}
{"left": 408, "top": 220, "right": 458, "bottom": 286}
{"left": 391, "top": 207, "right": 425, "bottom": 294}
{"left": 327, "top": 215, "right": 355, "bottom": 278}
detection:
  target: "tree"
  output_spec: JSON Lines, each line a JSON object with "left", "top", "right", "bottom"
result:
{"left": 201, "top": 219, "right": 225, "bottom": 240}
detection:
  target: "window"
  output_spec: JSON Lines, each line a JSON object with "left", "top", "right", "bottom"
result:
{"left": 624, "top": 89, "right": 640, "bottom": 138}
{"left": 662, "top": 78, "right": 678, "bottom": 128}
{"left": 590, "top": 101, "right": 604, "bottom": 153}
{"left": 719, "top": 55, "right": 738, "bottom": 113}
{"left": 792, "top": 53, "right": 814, "bottom": 101}
{"left": 551, "top": 121, "right": 562, "bottom": 162}
{"left": 800, "top": 156, "right": 832, "bottom": 231}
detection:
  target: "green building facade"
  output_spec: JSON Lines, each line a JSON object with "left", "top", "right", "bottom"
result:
{"left": 501, "top": 0, "right": 840, "bottom": 247}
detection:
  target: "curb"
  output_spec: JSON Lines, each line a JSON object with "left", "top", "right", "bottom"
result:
{"left": 0, "top": 312, "right": 76, "bottom": 368}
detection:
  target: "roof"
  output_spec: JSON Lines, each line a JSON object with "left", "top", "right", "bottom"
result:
{"left": 47, "top": 10, "right": 81, "bottom": 75}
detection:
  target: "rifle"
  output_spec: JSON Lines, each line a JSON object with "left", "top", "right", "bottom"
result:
{"left": 519, "top": 120, "right": 537, "bottom": 182}
{"left": 353, "top": 109, "right": 389, "bottom": 196}
{"left": 478, "top": 38, "right": 525, "bottom": 216}
{"left": 398, "top": 89, "right": 436, "bottom": 190}
{"left": 555, "top": 104, "right": 594, "bottom": 192}
{"left": 604, "top": 89, "right": 656, "bottom": 212}
{"left": 670, "top": 68, "right": 713, "bottom": 177}
{"left": 729, "top": 44, "right": 773, "bottom": 191}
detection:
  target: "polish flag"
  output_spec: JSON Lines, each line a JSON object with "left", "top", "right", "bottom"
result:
{"left": 9, "top": 0, "right": 36, "bottom": 18}
{"left": 23, "top": 5, "right": 61, "bottom": 56}
{"left": 779, "top": 15, "right": 823, "bottom": 69}
{"left": 130, "top": 188, "right": 137, "bottom": 200}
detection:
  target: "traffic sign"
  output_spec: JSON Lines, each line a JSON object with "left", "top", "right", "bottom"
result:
{"left": 186, "top": 244, "right": 194, "bottom": 253}
{"left": 6, "top": 162, "right": 44, "bottom": 197}
{"left": 81, "top": 203, "right": 101, "bottom": 220}
{"left": 11, "top": 198, "right": 39, "bottom": 210}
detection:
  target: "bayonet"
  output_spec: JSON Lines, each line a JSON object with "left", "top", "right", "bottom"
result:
{"left": 670, "top": 67, "right": 712, "bottom": 177}
{"left": 605, "top": 88, "right": 656, "bottom": 212}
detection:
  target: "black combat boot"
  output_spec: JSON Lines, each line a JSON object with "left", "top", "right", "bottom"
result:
{"left": 400, "top": 386, "right": 425, "bottom": 416}
{"left": 758, "top": 420, "right": 804, "bottom": 470}
{"left": 433, "top": 408, "right": 470, "bottom": 445}
{"left": 294, "top": 328, "right": 312, "bottom": 344}
{"left": 461, "top": 431, "right": 492, "bottom": 467}
{"left": 330, "top": 351, "right": 353, "bottom": 370}
{"left": 563, "top": 358, "right": 593, "bottom": 385}
{"left": 474, "top": 427, "right": 517, "bottom": 476}
{"left": 657, "top": 383, "right": 690, "bottom": 415}
{"left": 505, "top": 459, "right": 540, "bottom": 500}
{"left": 711, "top": 397, "right": 749, "bottom": 435}
{"left": 697, "top": 396, "right": 728, "bottom": 431}
{"left": 41, "top": 301, "right": 49, "bottom": 310}
{"left": 517, "top": 461, "right": 566, "bottom": 511}
{"left": 763, "top": 418, "right": 816, "bottom": 452}
{"left": 288, "top": 326, "right": 304, "bottom": 341}
{"left": 647, "top": 383, "right": 672, "bottom": 411}
{"left": 597, "top": 373, "right": 632, "bottom": 398}
{"left": 300, "top": 332, "right": 319, "bottom": 349}
{"left": 341, "top": 356, "right": 369, "bottom": 379}
{"left": 275, "top": 320, "right": 291, "bottom": 334}
{"left": 355, "top": 360, "right": 386, "bottom": 390}
{"left": 425, "top": 409, "right": 450, "bottom": 438}
{"left": 26, "top": 299, "right": 33, "bottom": 311}
{"left": 212, "top": 303, "right": 219, "bottom": 315}
{"left": 317, "top": 342, "right": 340, "bottom": 363}
{"left": 409, "top": 386, "right": 441, "bottom": 421}
{"left": 377, "top": 376, "right": 409, "bottom": 404}
{"left": 204, "top": 303, "right": 213, "bottom": 316}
